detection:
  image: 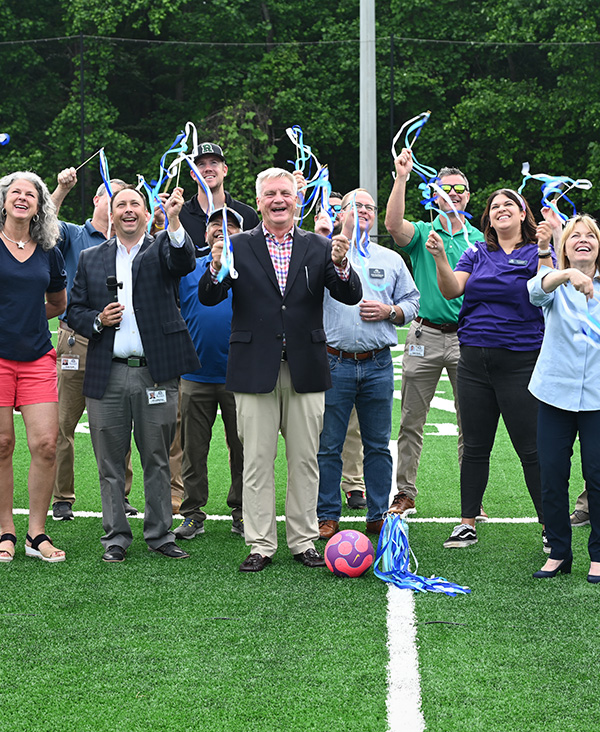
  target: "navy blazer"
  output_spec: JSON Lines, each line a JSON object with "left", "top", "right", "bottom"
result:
{"left": 198, "top": 224, "right": 362, "bottom": 394}
{"left": 68, "top": 231, "right": 200, "bottom": 399}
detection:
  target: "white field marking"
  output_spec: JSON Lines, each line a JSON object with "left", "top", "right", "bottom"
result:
{"left": 12, "top": 509, "right": 541, "bottom": 524}
{"left": 387, "top": 587, "right": 425, "bottom": 732}
{"left": 424, "top": 423, "right": 458, "bottom": 436}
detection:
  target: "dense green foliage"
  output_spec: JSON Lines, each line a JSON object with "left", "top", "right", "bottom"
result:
{"left": 1, "top": 0, "right": 599, "bottom": 226}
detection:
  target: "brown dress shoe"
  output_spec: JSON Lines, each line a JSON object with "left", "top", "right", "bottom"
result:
{"left": 366, "top": 519, "right": 384, "bottom": 535}
{"left": 239, "top": 553, "right": 272, "bottom": 572}
{"left": 388, "top": 492, "right": 416, "bottom": 515}
{"left": 318, "top": 519, "right": 339, "bottom": 540}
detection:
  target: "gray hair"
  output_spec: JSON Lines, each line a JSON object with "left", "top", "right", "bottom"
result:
{"left": 95, "top": 179, "right": 127, "bottom": 197}
{"left": 0, "top": 171, "right": 60, "bottom": 250}
{"left": 255, "top": 168, "right": 297, "bottom": 198}
{"left": 438, "top": 166, "right": 470, "bottom": 191}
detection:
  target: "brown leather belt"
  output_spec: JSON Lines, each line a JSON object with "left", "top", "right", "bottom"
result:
{"left": 326, "top": 345, "right": 387, "bottom": 361}
{"left": 415, "top": 317, "right": 458, "bottom": 334}
{"left": 59, "top": 320, "right": 74, "bottom": 332}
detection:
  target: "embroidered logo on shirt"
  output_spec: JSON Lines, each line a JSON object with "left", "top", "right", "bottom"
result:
{"left": 369, "top": 268, "right": 385, "bottom": 279}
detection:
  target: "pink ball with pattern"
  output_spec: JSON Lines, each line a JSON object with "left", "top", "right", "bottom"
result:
{"left": 324, "top": 529, "right": 375, "bottom": 577}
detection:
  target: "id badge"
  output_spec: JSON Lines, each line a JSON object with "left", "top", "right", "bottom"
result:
{"left": 408, "top": 344, "right": 425, "bottom": 357}
{"left": 146, "top": 388, "right": 167, "bottom": 405}
{"left": 60, "top": 355, "right": 80, "bottom": 371}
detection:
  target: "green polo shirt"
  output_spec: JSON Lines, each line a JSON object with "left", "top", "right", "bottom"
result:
{"left": 404, "top": 217, "right": 484, "bottom": 324}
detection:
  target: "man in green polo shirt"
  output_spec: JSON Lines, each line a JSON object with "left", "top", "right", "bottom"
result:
{"left": 384, "top": 147, "right": 483, "bottom": 516}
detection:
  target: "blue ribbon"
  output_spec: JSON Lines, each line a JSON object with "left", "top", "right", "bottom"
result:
{"left": 217, "top": 205, "right": 238, "bottom": 282}
{"left": 373, "top": 515, "right": 471, "bottom": 596}
{"left": 99, "top": 148, "right": 113, "bottom": 198}
{"left": 519, "top": 162, "right": 592, "bottom": 222}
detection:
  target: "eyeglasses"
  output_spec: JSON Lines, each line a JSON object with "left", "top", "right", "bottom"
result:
{"left": 440, "top": 184, "right": 469, "bottom": 195}
{"left": 330, "top": 204, "right": 342, "bottom": 213}
{"left": 343, "top": 202, "right": 378, "bottom": 213}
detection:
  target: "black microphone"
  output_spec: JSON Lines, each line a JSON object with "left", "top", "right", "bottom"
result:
{"left": 106, "top": 276, "right": 123, "bottom": 330}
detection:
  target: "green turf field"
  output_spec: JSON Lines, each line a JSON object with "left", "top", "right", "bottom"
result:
{"left": 0, "top": 324, "right": 595, "bottom": 732}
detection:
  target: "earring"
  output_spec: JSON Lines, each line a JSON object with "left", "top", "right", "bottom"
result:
{"left": 32, "top": 213, "right": 39, "bottom": 223}
{"left": 1, "top": 208, "right": 5, "bottom": 217}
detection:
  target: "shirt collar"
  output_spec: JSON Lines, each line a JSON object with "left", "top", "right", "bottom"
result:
{"left": 116, "top": 234, "right": 145, "bottom": 253}
{"left": 262, "top": 223, "right": 294, "bottom": 241}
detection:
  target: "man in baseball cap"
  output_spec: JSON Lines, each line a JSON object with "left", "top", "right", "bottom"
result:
{"left": 179, "top": 141, "right": 259, "bottom": 256}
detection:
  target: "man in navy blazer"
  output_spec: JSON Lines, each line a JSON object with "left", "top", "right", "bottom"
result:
{"left": 198, "top": 167, "right": 362, "bottom": 571}
{"left": 68, "top": 186, "right": 200, "bottom": 562}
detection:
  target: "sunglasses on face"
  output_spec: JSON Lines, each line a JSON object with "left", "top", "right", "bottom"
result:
{"left": 440, "top": 184, "right": 468, "bottom": 195}
{"left": 330, "top": 204, "right": 342, "bottom": 213}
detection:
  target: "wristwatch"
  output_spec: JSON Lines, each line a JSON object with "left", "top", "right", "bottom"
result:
{"left": 388, "top": 307, "right": 397, "bottom": 322}
{"left": 94, "top": 314, "right": 104, "bottom": 333}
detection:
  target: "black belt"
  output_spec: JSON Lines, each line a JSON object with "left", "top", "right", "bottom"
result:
{"left": 415, "top": 317, "right": 458, "bottom": 334}
{"left": 113, "top": 356, "right": 147, "bottom": 367}
{"left": 326, "top": 345, "right": 387, "bottom": 361}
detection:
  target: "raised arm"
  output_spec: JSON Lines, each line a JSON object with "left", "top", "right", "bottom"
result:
{"left": 385, "top": 148, "right": 416, "bottom": 248}
{"left": 50, "top": 167, "right": 77, "bottom": 215}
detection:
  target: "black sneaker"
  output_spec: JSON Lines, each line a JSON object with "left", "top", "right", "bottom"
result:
{"left": 443, "top": 524, "right": 477, "bottom": 548}
{"left": 231, "top": 517, "right": 244, "bottom": 536}
{"left": 124, "top": 499, "right": 138, "bottom": 516}
{"left": 52, "top": 501, "right": 74, "bottom": 521}
{"left": 346, "top": 490, "right": 367, "bottom": 509}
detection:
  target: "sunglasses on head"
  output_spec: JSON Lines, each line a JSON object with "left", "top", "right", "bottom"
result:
{"left": 440, "top": 183, "right": 468, "bottom": 195}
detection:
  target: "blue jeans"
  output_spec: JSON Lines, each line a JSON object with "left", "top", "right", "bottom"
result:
{"left": 318, "top": 348, "right": 394, "bottom": 522}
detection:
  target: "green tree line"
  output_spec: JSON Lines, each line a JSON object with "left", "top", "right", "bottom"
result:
{"left": 1, "top": 0, "right": 598, "bottom": 228}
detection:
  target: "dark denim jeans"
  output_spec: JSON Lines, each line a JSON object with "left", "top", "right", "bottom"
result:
{"left": 317, "top": 348, "right": 394, "bottom": 522}
{"left": 457, "top": 346, "right": 543, "bottom": 521}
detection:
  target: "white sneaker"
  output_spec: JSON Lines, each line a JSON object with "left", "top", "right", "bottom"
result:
{"left": 443, "top": 523, "right": 477, "bottom": 548}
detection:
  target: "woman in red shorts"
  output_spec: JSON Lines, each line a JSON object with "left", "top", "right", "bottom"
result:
{"left": 0, "top": 171, "right": 67, "bottom": 563}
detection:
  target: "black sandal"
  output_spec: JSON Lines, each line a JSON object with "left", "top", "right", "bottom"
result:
{"left": 25, "top": 533, "right": 65, "bottom": 563}
{"left": 0, "top": 533, "right": 17, "bottom": 563}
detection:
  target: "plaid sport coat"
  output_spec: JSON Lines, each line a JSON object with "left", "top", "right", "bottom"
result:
{"left": 67, "top": 231, "right": 200, "bottom": 399}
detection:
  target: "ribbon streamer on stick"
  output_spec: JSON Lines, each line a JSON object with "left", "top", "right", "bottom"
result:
{"left": 374, "top": 515, "right": 471, "bottom": 596}
{"left": 556, "top": 285, "right": 600, "bottom": 349}
{"left": 519, "top": 162, "right": 592, "bottom": 222}
{"left": 391, "top": 110, "right": 476, "bottom": 251}
{"left": 286, "top": 125, "right": 335, "bottom": 229}
{"left": 217, "top": 205, "right": 238, "bottom": 282}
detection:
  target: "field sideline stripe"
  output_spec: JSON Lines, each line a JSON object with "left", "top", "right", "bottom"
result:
{"left": 387, "top": 587, "right": 425, "bottom": 732}
{"left": 12, "top": 508, "right": 541, "bottom": 523}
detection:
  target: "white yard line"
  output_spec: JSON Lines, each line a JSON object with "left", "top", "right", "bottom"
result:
{"left": 387, "top": 586, "right": 425, "bottom": 732}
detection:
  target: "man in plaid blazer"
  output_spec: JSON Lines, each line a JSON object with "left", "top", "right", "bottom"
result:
{"left": 68, "top": 186, "right": 199, "bottom": 562}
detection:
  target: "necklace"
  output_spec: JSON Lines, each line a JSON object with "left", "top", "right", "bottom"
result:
{"left": 2, "top": 232, "right": 31, "bottom": 249}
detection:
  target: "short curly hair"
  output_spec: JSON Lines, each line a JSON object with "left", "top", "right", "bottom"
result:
{"left": 0, "top": 171, "right": 60, "bottom": 250}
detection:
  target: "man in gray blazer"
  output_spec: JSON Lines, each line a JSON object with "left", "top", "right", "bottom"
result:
{"left": 198, "top": 168, "right": 362, "bottom": 571}
{"left": 68, "top": 186, "right": 200, "bottom": 562}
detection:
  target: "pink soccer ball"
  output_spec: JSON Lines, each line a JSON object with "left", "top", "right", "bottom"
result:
{"left": 324, "top": 529, "right": 375, "bottom": 578}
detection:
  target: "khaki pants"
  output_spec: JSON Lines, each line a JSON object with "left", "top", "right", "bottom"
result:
{"left": 396, "top": 321, "right": 463, "bottom": 499}
{"left": 234, "top": 362, "right": 324, "bottom": 557}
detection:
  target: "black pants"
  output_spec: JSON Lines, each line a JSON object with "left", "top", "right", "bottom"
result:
{"left": 457, "top": 346, "right": 543, "bottom": 521}
{"left": 538, "top": 402, "right": 600, "bottom": 561}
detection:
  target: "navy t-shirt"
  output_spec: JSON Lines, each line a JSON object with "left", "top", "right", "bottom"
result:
{"left": 454, "top": 242, "right": 546, "bottom": 350}
{"left": 0, "top": 242, "right": 67, "bottom": 361}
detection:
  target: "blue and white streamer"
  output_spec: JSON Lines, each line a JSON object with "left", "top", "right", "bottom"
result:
{"left": 374, "top": 515, "right": 471, "bottom": 596}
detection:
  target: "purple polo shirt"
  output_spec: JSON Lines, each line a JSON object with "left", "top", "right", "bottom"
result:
{"left": 454, "top": 242, "right": 545, "bottom": 350}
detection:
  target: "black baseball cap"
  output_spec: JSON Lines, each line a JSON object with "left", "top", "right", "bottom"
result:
{"left": 195, "top": 142, "right": 225, "bottom": 162}
{"left": 207, "top": 207, "right": 244, "bottom": 229}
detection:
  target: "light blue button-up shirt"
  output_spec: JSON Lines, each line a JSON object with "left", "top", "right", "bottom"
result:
{"left": 528, "top": 265, "right": 600, "bottom": 411}
{"left": 324, "top": 241, "right": 419, "bottom": 352}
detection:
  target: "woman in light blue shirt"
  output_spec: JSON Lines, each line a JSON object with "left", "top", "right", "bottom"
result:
{"left": 528, "top": 214, "right": 600, "bottom": 582}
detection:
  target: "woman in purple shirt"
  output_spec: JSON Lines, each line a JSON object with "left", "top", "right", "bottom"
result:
{"left": 426, "top": 189, "right": 554, "bottom": 550}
